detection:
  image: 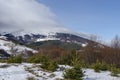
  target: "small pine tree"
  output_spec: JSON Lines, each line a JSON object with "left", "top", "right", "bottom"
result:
{"left": 110, "top": 64, "right": 120, "bottom": 77}
{"left": 27, "top": 54, "right": 49, "bottom": 63}
{"left": 41, "top": 59, "right": 58, "bottom": 72}
{"left": 64, "top": 67, "right": 83, "bottom": 80}
{"left": 41, "top": 60, "right": 49, "bottom": 70}
{"left": 64, "top": 55, "right": 84, "bottom": 80}
{"left": 59, "top": 49, "right": 77, "bottom": 65}
{"left": 91, "top": 60, "right": 101, "bottom": 72}
{"left": 91, "top": 60, "right": 108, "bottom": 72}
{"left": 100, "top": 61, "right": 108, "bottom": 71}
{"left": 111, "top": 67, "right": 120, "bottom": 77}
{"left": 47, "top": 61, "right": 58, "bottom": 72}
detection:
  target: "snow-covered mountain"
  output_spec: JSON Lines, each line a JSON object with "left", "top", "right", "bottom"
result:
{"left": 0, "top": 30, "right": 93, "bottom": 58}
{"left": 0, "top": 31, "right": 90, "bottom": 47}
{"left": 0, "top": 36, "right": 37, "bottom": 58}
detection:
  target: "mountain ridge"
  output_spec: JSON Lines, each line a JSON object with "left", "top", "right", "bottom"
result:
{"left": 0, "top": 30, "right": 91, "bottom": 46}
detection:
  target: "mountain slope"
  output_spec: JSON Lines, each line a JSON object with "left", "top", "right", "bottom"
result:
{"left": 27, "top": 40, "right": 82, "bottom": 50}
{"left": 1, "top": 32, "right": 90, "bottom": 46}
{"left": 0, "top": 36, "right": 37, "bottom": 57}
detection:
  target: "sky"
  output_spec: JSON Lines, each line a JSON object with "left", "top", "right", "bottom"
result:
{"left": 0, "top": 0, "right": 120, "bottom": 40}
{"left": 0, "top": 0, "right": 68, "bottom": 35}
{"left": 38, "top": 0, "right": 120, "bottom": 40}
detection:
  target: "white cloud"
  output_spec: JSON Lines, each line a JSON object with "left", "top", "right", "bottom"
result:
{"left": 0, "top": 0, "right": 68, "bottom": 34}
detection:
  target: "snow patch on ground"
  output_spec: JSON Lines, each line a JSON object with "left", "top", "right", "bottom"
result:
{"left": 83, "top": 69, "right": 120, "bottom": 80}
{"left": 0, "top": 63, "right": 119, "bottom": 80}
{"left": 0, "top": 63, "right": 32, "bottom": 80}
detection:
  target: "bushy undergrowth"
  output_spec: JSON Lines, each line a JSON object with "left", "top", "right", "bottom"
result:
{"left": 64, "top": 61, "right": 84, "bottom": 80}
{"left": 7, "top": 55, "right": 22, "bottom": 63}
{"left": 64, "top": 67, "right": 83, "bottom": 80}
{"left": 91, "top": 60, "right": 108, "bottom": 72}
{"left": 2, "top": 47, "right": 119, "bottom": 77}
{"left": 63, "top": 50, "right": 84, "bottom": 80}
{"left": 41, "top": 60, "right": 58, "bottom": 72}
{"left": 27, "top": 54, "right": 48, "bottom": 63}
{"left": 109, "top": 64, "right": 120, "bottom": 77}
{"left": 0, "top": 59, "right": 7, "bottom": 63}
{"left": 58, "top": 51, "right": 75, "bottom": 65}
{"left": 59, "top": 50, "right": 87, "bottom": 68}
{"left": 111, "top": 67, "right": 120, "bottom": 77}
{"left": 27, "top": 53, "right": 58, "bottom": 72}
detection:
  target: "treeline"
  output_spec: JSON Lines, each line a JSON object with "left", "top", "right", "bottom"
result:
{"left": 79, "top": 35, "right": 120, "bottom": 68}
{"left": 2, "top": 35, "right": 120, "bottom": 68}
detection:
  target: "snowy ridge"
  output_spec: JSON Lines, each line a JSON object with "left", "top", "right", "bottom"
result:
{"left": 1, "top": 29, "right": 91, "bottom": 40}
{"left": 36, "top": 37, "right": 60, "bottom": 42}
{"left": 0, "top": 38, "right": 37, "bottom": 54}
{"left": 36, "top": 32, "right": 60, "bottom": 42}
{"left": 0, "top": 30, "right": 92, "bottom": 47}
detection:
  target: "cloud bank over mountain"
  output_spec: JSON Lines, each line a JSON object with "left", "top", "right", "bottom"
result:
{"left": 0, "top": 0, "right": 68, "bottom": 34}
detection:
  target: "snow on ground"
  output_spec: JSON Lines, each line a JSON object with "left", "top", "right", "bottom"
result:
{"left": 83, "top": 69, "right": 120, "bottom": 80}
{"left": 0, "top": 63, "right": 33, "bottom": 80}
{"left": 0, "top": 63, "right": 120, "bottom": 80}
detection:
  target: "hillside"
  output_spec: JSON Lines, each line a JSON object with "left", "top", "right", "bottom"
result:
{"left": 0, "top": 36, "right": 37, "bottom": 57}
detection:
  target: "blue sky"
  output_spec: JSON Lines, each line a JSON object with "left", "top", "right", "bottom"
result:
{"left": 38, "top": 0, "right": 120, "bottom": 40}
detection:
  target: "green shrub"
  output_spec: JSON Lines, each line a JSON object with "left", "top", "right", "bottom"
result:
{"left": 64, "top": 67, "right": 83, "bottom": 80}
{"left": 27, "top": 54, "right": 58, "bottom": 72}
{"left": 27, "top": 56, "right": 36, "bottom": 63}
{"left": 109, "top": 65, "right": 120, "bottom": 77}
{"left": 27, "top": 54, "right": 49, "bottom": 63}
{"left": 100, "top": 61, "right": 108, "bottom": 71}
{"left": 110, "top": 67, "right": 120, "bottom": 77}
{"left": 71, "top": 54, "right": 87, "bottom": 68}
{"left": 41, "top": 60, "right": 58, "bottom": 72}
{"left": 59, "top": 54, "right": 71, "bottom": 65}
{"left": 47, "top": 61, "right": 58, "bottom": 71}
{"left": 64, "top": 57, "right": 84, "bottom": 80}
{"left": 41, "top": 60, "right": 49, "bottom": 70}
{"left": 7, "top": 55, "right": 22, "bottom": 63}
{"left": 0, "top": 59, "right": 7, "bottom": 63}
{"left": 91, "top": 60, "right": 108, "bottom": 72}
{"left": 59, "top": 50, "right": 77, "bottom": 65}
